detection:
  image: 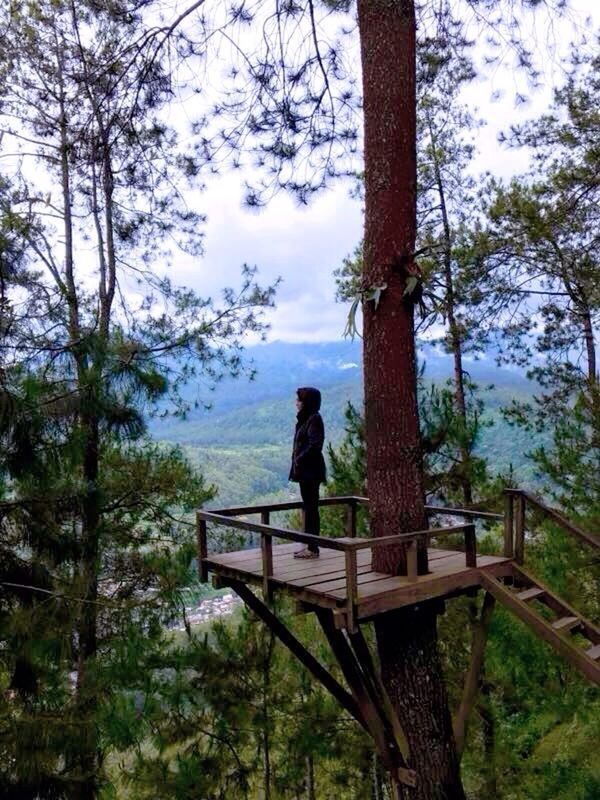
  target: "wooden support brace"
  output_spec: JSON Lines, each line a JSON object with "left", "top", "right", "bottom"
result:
{"left": 406, "top": 539, "right": 418, "bottom": 580}
{"left": 345, "top": 549, "right": 358, "bottom": 633}
{"left": 259, "top": 511, "right": 273, "bottom": 602}
{"left": 515, "top": 493, "right": 526, "bottom": 565}
{"left": 261, "top": 533, "right": 274, "bottom": 603}
{"left": 316, "top": 609, "right": 416, "bottom": 788}
{"left": 226, "top": 579, "right": 367, "bottom": 728}
{"left": 346, "top": 499, "right": 357, "bottom": 538}
{"left": 464, "top": 523, "right": 477, "bottom": 568}
{"left": 347, "top": 627, "right": 410, "bottom": 762}
{"left": 453, "top": 590, "right": 496, "bottom": 757}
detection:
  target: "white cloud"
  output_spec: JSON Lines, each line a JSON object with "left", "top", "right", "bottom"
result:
{"left": 172, "top": 0, "right": 599, "bottom": 344}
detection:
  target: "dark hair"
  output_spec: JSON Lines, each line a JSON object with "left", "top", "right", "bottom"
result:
{"left": 297, "top": 386, "right": 321, "bottom": 414}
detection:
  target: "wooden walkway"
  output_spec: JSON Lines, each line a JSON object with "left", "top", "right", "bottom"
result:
{"left": 205, "top": 542, "right": 511, "bottom": 624}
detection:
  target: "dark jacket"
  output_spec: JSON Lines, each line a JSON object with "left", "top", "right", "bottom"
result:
{"left": 289, "top": 389, "right": 326, "bottom": 484}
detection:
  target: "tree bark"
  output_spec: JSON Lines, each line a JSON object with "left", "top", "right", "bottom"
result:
{"left": 305, "top": 754, "right": 316, "bottom": 800}
{"left": 478, "top": 691, "right": 497, "bottom": 797}
{"left": 375, "top": 604, "right": 465, "bottom": 800}
{"left": 358, "top": 2, "right": 466, "bottom": 797}
{"left": 358, "top": 0, "right": 427, "bottom": 577}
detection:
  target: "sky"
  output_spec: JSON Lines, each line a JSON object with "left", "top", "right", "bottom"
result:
{"left": 158, "top": 0, "right": 598, "bottom": 346}
{"left": 8, "top": 0, "right": 593, "bottom": 348}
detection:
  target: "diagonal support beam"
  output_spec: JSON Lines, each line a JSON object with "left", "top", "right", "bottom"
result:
{"left": 347, "top": 626, "right": 410, "bottom": 762}
{"left": 453, "top": 590, "right": 496, "bottom": 757}
{"left": 226, "top": 579, "right": 366, "bottom": 729}
{"left": 316, "top": 609, "right": 416, "bottom": 789}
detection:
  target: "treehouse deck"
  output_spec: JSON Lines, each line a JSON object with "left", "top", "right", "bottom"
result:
{"left": 196, "top": 492, "right": 599, "bottom": 792}
{"left": 196, "top": 493, "right": 600, "bottom": 684}
{"left": 205, "top": 541, "right": 512, "bottom": 624}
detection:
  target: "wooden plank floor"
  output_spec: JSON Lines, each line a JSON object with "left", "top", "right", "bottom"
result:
{"left": 204, "top": 544, "right": 513, "bottom": 620}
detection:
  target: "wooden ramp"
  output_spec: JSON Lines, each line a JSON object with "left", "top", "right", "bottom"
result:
{"left": 206, "top": 542, "right": 512, "bottom": 624}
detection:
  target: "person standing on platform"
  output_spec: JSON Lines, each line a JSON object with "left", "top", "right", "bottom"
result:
{"left": 289, "top": 387, "right": 326, "bottom": 558}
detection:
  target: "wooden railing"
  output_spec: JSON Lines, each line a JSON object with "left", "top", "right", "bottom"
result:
{"left": 196, "top": 496, "right": 502, "bottom": 630}
{"left": 503, "top": 488, "right": 600, "bottom": 564}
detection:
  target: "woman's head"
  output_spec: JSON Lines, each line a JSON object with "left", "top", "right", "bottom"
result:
{"left": 296, "top": 387, "right": 321, "bottom": 415}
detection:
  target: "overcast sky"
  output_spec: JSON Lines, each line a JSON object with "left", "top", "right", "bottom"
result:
{"left": 167, "top": 0, "right": 598, "bottom": 345}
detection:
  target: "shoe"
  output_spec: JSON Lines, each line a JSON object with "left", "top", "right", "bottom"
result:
{"left": 293, "top": 548, "right": 319, "bottom": 559}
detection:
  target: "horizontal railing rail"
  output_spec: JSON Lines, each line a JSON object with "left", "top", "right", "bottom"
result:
{"left": 425, "top": 505, "right": 503, "bottom": 522}
{"left": 209, "top": 496, "right": 362, "bottom": 517}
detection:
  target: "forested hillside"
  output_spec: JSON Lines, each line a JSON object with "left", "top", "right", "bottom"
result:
{"left": 152, "top": 341, "right": 545, "bottom": 506}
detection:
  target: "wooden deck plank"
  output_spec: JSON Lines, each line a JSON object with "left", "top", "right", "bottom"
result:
{"left": 357, "top": 570, "right": 488, "bottom": 618}
{"left": 205, "top": 545, "right": 512, "bottom": 613}
{"left": 328, "top": 554, "right": 508, "bottom": 602}
{"left": 307, "top": 553, "right": 471, "bottom": 597}
{"left": 211, "top": 542, "right": 297, "bottom": 566}
{"left": 552, "top": 616, "right": 581, "bottom": 632}
{"left": 516, "top": 587, "right": 545, "bottom": 602}
{"left": 210, "top": 543, "right": 462, "bottom": 571}
{"left": 283, "top": 561, "right": 368, "bottom": 585}
{"left": 273, "top": 550, "right": 369, "bottom": 579}
{"left": 279, "top": 549, "right": 463, "bottom": 586}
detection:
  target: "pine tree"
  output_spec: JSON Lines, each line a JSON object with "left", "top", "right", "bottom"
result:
{"left": 0, "top": 2, "right": 274, "bottom": 797}
{"left": 469, "top": 44, "right": 600, "bottom": 518}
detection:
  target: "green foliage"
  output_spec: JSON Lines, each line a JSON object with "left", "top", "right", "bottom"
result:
{"left": 0, "top": 1, "right": 273, "bottom": 796}
{"left": 118, "top": 600, "right": 378, "bottom": 800}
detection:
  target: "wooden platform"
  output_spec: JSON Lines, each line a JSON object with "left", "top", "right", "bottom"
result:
{"left": 205, "top": 542, "right": 512, "bottom": 623}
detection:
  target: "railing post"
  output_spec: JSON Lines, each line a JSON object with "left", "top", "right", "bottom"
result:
{"left": 515, "top": 492, "right": 526, "bottom": 565}
{"left": 260, "top": 510, "right": 270, "bottom": 552}
{"left": 407, "top": 539, "right": 418, "bottom": 580}
{"left": 261, "top": 533, "right": 274, "bottom": 602}
{"left": 464, "top": 523, "right": 477, "bottom": 568}
{"left": 196, "top": 514, "right": 208, "bottom": 583}
{"left": 503, "top": 491, "right": 514, "bottom": 559}
{"left": 345, "top": 549, "right": 358, "bottom": 633}
{"left": 346, "top": 499, "right": 357, "bottom": 538}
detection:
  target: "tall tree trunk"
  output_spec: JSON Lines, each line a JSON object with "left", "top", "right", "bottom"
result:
{"left": 577, "top": 300, "right": 599, "bottom": 447}
{"left": 357, "top": 2, "right": 466, "bottom": 797}
{"left": 358, "top": 0, "right": 427, "bottom": 577}
{"left": 58, "top": 40, "right": 99, "bottom": 799}
{"left": 261, "top": 630, "right": 275, "bottom": 800}
{"left": 425, "top": 111, "right": 472, "bottom": 505}
{"left": 74, "top": 415, "right": 101, "bottom": 800}
{"left": 580, "top": 303, "right": 597, "bottom": 385}
{"left": 477, "top": 691, "right": 497, "bottom": 797}
{"left": 305, "top": 754, "right": 316, "bottom": 800}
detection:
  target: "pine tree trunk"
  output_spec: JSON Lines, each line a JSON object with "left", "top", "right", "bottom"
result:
{"left": 425, "top": 109, "right": 472, "bottom": 505}
{"left": 357, "top": 2, "right": 466, "bottom": 797}
{"left": 74, "top": 415, "right": 101, "bottom": 800}
{"left": 477, "top": 692, "right": 497, "bottom": 796}
{"left": 358, "top": 0, "right": 427, "bottom": 577}
{"left": 375, "top": 605, "right": 465, "bottom": 799}
{"left": 306, "top": 754, "right": 316, "bottom": 800}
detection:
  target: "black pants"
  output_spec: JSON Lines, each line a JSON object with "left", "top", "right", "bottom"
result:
{"left": 299, "top": 479, "right": 320, "bottom": 552}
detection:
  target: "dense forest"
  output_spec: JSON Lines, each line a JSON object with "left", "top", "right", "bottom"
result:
{"left": 0, "top": 1, "right": 598, "bottom": 799}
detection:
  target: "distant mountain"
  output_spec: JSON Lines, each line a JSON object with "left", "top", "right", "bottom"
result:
{"left": 150, "top": 340, "right": 543, "bottom": 507}
{"left": 150, "top": 338, "right": 531, "bottom": 439}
